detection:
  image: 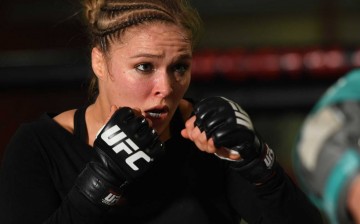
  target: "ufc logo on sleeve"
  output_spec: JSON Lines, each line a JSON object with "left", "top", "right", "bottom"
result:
{"left": 101, "top": 125, "right": 151, "bottom": 171}
{"left": 102, "top": 192, "right": 121, "bottom": 206}
{"left": 264, "top": 145, "right": 275, "bottom": 169}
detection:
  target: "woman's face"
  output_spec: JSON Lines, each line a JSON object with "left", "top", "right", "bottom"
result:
{"left": 95, "top": 22, "right": 192, "bottom": 136}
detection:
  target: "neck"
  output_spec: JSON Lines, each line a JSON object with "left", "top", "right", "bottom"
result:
{"left": 86, "top": 99, "right": 111, "bottom": 146}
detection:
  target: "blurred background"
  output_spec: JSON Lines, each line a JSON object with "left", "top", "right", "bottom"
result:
{"left": 1, "top": 0, "right": 360, "bottom": 182}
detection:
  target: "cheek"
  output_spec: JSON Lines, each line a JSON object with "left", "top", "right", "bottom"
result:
{"left": 111, "top": 75, "right": 153, "bottom": 105}
{"left": 174, "top": 75, "right": 191, "bottom": 95}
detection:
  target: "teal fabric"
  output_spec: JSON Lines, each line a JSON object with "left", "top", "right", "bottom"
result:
{"left": 294, "top": 69, "right": 360, "bottom": 223}
{"left": 312, "top": 69, "right": 360, "bottom": 113}
{"left": 323, "top": 150, "right": 360, "bottom": 224}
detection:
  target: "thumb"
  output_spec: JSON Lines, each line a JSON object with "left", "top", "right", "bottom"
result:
{"left": 181, "top": 129, "right": 190, "bottom": 139}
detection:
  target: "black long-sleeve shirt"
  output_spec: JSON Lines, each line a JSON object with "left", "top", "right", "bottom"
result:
{"left": 0, "top": 107, "right": 323, "bottom": 224}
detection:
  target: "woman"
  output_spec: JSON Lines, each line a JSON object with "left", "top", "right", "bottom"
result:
{"left": 0, "top": 0, "right": 322, "bottom": 223}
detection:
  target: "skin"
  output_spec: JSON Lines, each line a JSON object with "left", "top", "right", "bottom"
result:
{"left": 54, "top": 22, "right": 240, "bottom": 161}
{"left": 181, "top": 116, "right": 241, "bottom": 160}
{"left": 347, "top": 175, "right": 360, "bottom": 223}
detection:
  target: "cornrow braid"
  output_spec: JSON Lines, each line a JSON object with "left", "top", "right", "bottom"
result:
{"left": 91, "top": 2, "right": 175, "bottom": 51}
{"left": 93, "top": 12, "right": 174, "bottom": 37}
{"left": 101, "top": 3, "right": 172, "bottom": 17}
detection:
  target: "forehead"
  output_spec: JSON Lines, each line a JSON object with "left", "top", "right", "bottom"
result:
{"left": 110, "top": 22, "right": 191, "bottom": 51}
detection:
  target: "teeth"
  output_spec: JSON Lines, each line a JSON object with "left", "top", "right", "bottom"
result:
{"left": 148, "top": 112, "right": 161, "bottom": 118}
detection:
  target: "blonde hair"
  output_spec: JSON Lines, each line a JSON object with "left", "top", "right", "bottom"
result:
{"left": 81, "top": 0, "right": 203, "bottom": 102}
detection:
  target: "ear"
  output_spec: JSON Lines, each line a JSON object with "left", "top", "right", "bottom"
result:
{"left": 91, "top": 47, "right": 107, "bottom": 80}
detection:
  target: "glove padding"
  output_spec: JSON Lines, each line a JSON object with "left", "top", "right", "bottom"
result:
{"left": 94, "top": 107, "right": 165, "bottom": 181}
{"left": 73, "top": 107, "right": 164, "bottom": 208}
{"left": 194, "top": 96, "right": 276, "bottom": 184}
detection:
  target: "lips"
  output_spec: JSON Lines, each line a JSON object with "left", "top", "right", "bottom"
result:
{"left": 144, "top": 106, "right": 169, "bottom": 119}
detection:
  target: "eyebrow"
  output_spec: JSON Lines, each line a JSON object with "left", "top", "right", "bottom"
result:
{"left": 129, "top": 53, "right": 192, "bottom": 60}
{"left": 177, "top": 54, "right": 192, "bottom": 60}
{"left": 129, "top": 53, "right": 163, "bottom": 59}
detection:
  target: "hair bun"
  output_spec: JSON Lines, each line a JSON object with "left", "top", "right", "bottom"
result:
{"left": 83, "top": 0, "right": 105, "bottom": 25}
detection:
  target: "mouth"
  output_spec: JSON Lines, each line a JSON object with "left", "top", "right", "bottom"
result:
{"left": 144, "top": 106, "right": 169, "bottom": 119}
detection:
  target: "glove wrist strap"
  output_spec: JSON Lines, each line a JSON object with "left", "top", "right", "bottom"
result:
{"left": 231, "top": 143, "right": 276, "bottom": 184}
{"left": 74, "top": 162, "right": 128, "bottom": 208}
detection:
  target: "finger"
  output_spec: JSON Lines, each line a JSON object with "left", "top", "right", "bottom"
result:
{"left": 181, "top": 129, "right": 190, "bottom": 139}
{"left": 193, "top": 133, "right": 208, "bottom": 152}
{"left": 192, "top": 131, "right": 214, "bottom": 153}
{"left": 190, "top": 126, "right": 202, "bottom": 142}
{"left": 182, "top": 116, "right": 196, "bottom": 140}
{"left": 185, "top": 116, "right": 196, "bottom": 129}
{"left": 215, "top": 147, "right": 242, "bottom": 160}
{"left": 206, "top": 138, "right": 217, "bottom": 154}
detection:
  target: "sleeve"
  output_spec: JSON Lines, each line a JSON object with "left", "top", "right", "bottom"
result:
{"left": 226, "top": 162, "right": 324, "bottom": 224}
{"left": 0, "top": 124, "right": 106, "bottom": 224}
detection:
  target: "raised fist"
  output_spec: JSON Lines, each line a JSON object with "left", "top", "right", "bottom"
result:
{"left": 193, "top": 96, "right": 276, "bottom": 184}
{"left": 73, "top": 107, "right": 164, "bottom": 208}
{"left": 94, "top": 107, "right": 165, "bottom": 180}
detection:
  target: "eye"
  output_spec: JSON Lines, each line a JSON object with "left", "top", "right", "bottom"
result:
{"left": 135, "top": 63, "right": 154, "bottom": 74}
{"left": 172, "top": 63, "right": 190, "bottom": 76}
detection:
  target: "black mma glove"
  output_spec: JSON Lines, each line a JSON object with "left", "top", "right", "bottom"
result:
{"left": 193, "top": 96, "right": 276, "bottom": 184}
{"left": 73, "top": 107, "right": 164, "bottom": 209}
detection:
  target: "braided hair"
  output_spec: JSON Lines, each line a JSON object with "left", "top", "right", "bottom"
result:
{"left": 81, "top": 0, "right": 202, "bottom": 102}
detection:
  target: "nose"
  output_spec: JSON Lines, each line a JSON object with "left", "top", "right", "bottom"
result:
{"left": 154, "top": 71, "right": 173, "bottom": 98}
